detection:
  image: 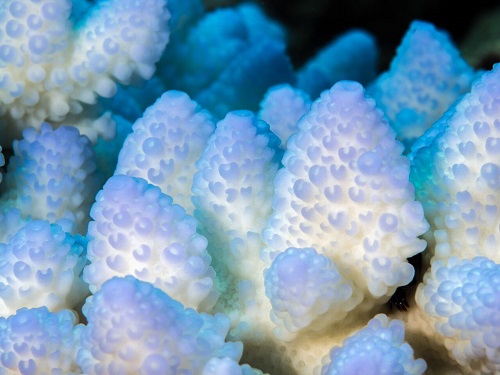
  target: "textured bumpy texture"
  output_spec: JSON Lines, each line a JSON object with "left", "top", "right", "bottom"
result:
{"left": 264, "top": 247, "right": 358, "bottom": 340}
{"left": 202, "top": 358, "right": 266, "bottom": 375}
{"left": 192, "top": 111, "right": 280, "bottom": 343}
{"left": 410, "top": 63, "right": 500, "bottom": 263}
{"left": 369, "top": 20, "right": 476, "bottom": 151}
{"left": 77, "top": 276, "right": 242, "bottom": 374}
{"left": 0, "top": 307, "right": 81, "bottom": 374}
{"left": 262, "top": 81, "right": 429, "bottom": 336}
{"left": 296, "top": 29, "right": 378, "bottom": 100}
{"left": 416, "top": 257, "right": 500, "bottom": 374}
{"left": 410, "top": 63, "right": 500, "bottom": 374}
{"left": 318, "top": 314, "right": 427, "bottom": 375}
{"left": 0, "top": 208, "right": 28, "bottom": 244}
{"left": 0, "top": 123, "right": 100, "bottom": 234}
{"left": 258, "top": 84, "right": 312, "bottom": 147}
{"left": 115, "top": 90, "right": 215, "bottom": 213}
{"left": 0, "top": 220, "right": 88, "bottom": 317}
{"left": 84, "top": 174, "right": 217, "bottom": 311}
{"left": 0, "top": 0, "right": 170, "bottom": 144}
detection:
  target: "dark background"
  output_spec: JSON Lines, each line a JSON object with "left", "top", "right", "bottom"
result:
{"left": 203, "top": 0, "right": 500, "bottom": 71}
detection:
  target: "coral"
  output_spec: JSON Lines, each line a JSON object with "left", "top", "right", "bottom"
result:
{"left": 0, "top": 0, "right": 171, "bottom": 144}
{"left": 0, "top": 220, "right": 88, "bottom": 317}
{"left": 416, "top": 256, "right": 500, "bottom": 374}
{"left": 318, "top": 314, "right": 427, "bottom": 375}
{"left": 0, "top": 307, "right": 82, "bottom": 374}
{"left": 156, "top": 2, "right": 295, "bottom": 118}
{"left": 0, "top": 1, "right": 498, "bottom": 373}
{"left": 258, "top": 83, "right": 312, "bottom": 147}
{"left": 409, "top": 63, "right": 500, "bottom": 263}
{"left": 192, "top": 110, "right": 280, "bottom": 348}
{"left": 262, "top": 81, "right": 429, "bottom": 314}
{"left": 84, "top": 174, "right": 217, "bottom": 311}
{"left": 115, "top": 90, "right": 215, "bottom": 213}
{"left": 369, "top": 20, "right": 477, "bottom": 151}
{"left": 264, "top": 247, "right": 356, "bottom": 340}
{"left": 409, "top": 62, "right": 500, "bottom": 374}
{"left": 77, "top": 275, "right": 242, "bottom": 374}
{"left": 0, "top": 123, "right": 100, "bottom": 234}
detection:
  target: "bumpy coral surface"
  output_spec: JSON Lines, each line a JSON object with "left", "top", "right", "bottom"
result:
{"left": 265, "top": 247, "right": 356, "bottom": 339}
{"left": 0, "top": 220, "right": 88, "bottom": 317}
{"left": 262, "top": 81, "right": 429, "bottom": 325}
{"left": 416, "top": 257, "right": 500, "bottom": 374}
{"left": 0, "top": 0, "right": 170, "bottom": 144}
{"left": 84, "top": 174, "right": 217, "bottom": 311}
{"left": 192, "top": 110, "right": 280, "bottom": 346}
{"left": 77, "top": 276, "right": 242, "bottom": 374}
{"left": 115, "top": 90, "right": 215, "bottom": 213}
{"left": 0, "top": 1, "right": 498, "bottom": 373}
{"left": 318, "top": 314, "right": 427, "bottom": 375}
{"left": 410, "top": 63, "right": 500, "bottom": 262}
{"left": 0, "top": 123, "right": 100, "bottom": 234}
{"left": 296, "top": 29, "right": 378, "bottom": 99}
{"left": 0, "top": 307, "right": 81, "bottom": 374}
{"left": 258, "top": 84, "right": 312, "bottom": 147}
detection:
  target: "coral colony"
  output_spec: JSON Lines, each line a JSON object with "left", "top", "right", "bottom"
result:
{"left": 0, "top": 0, "right": 499, "bottom": 374}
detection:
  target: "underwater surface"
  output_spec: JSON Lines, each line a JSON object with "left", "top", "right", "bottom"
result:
{"left": 0, "top": 0, "right": 499, "bottom": 374}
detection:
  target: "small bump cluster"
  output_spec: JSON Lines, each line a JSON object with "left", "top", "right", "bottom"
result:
{"left": 262, "top": 81, "right": 429, "bottom": 303}
{"left": 192, "top": 110, "right": 281, "bottom": 292}
{"left": 157, "top": 3, "right": 294, "bottom": 118}
{"left": 77, "top": 276, "right": 242, "bottom": 374}
{"left": 319, "top": 314, "right": 427, "bottom": 375}
{"left": 410, "top": 63, "right": 500, "bottom": 262}
{"left": 115, "top": 90, "right": 215, "bottom": 213}
{"left": 193, "top": 111, "right": 280, "bottom": 237}
{"left": 0, "top": 0, "right": 170, "bottom": 143}
{"left": 258, "top": 83, "right": 312, "bottom": 146}
{"left": 416, "top": 256, "right": 500, "bottom": 373}
{"left": 84, "top": 174, "right": 217, "bottom": 311}
{"left": 264, "top": 248, "right": 361, "bottom": 340}
{"left": 1, "top": 123, "right": 99, "bottom": 234}
{"left": 0, "top": 220, "right": 87, "bottom": 317}
{"left": 0, "top": 307, "right": 80, "bottom": 373}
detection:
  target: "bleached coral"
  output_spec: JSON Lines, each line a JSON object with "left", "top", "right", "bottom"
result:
{"left": 415, "top": 256, "right": 499, "bottom": 374}
{"left": 77, "top": 276, "right": 242, "bottom": 374}
{"left": 192, "top": 110, "right": 280, "bottom": 347}
{"left": 115, "top": 90, "right": 215, "bottom": 213}
{"left": 0, "top": 307, "right": 82, "bottom": 374}
{"left": 84, "top": 174, "right": 217, "bottom": 311}
{"left": 258, "top": 83, "right": 312, "bottom": 147}
{"left": 409, "top": 62, "right": 500, "bottom": 374}
{"left": 262, "top": 81, "right": 429, "bottom": 321}
{"left": 264, "top": 247, "right": 357, "bottom": 340}
{"left": 0, "top": 220, "right": 88, "bottom": 317}
{"left": 0, "top": 0, "right": 171, "bottom": 144}
{"left": 317, "top": 314, "right": 427, "bottom": 375}
{"left": 0, "top": 123, "right": 100, "bottom": 234}
{"left": 0, "top": 2, "right": 498, "bottom": 373}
